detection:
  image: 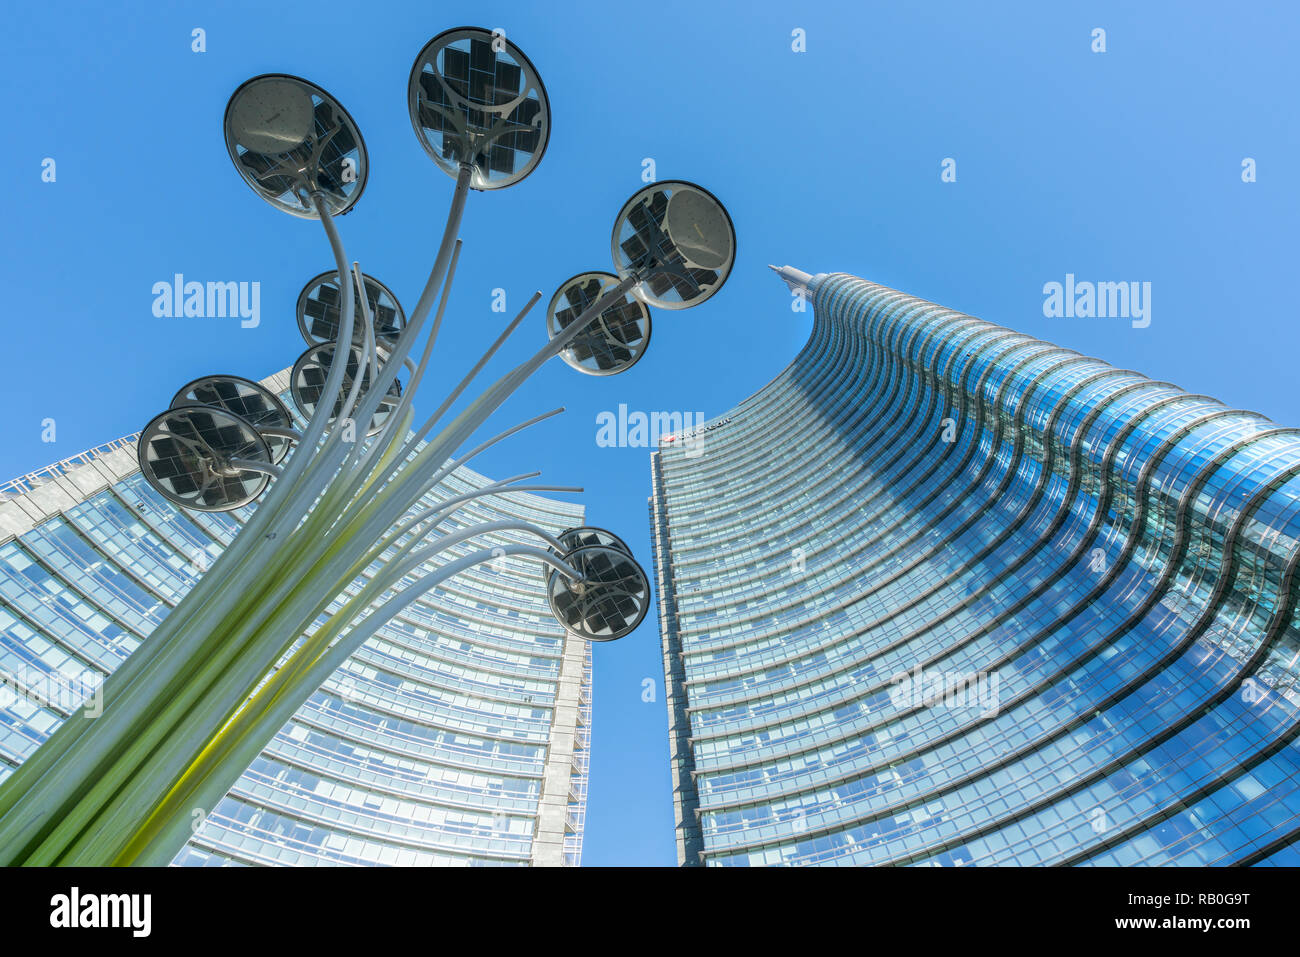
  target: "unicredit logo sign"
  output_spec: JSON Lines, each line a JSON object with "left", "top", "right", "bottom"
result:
{"left": 663, "top": 417, "right": 731, "bottom": 442}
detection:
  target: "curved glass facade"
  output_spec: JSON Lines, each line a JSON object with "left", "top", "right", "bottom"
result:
{"left": 0, "top": 370, "right": 591, "bottom": 866}
{"left": 650, "top": 271, "right": 1300, "bottom": 866}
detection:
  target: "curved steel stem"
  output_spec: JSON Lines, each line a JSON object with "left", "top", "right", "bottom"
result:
{"left": 357, "top": 289, "right": 542, "bottom": 505}
{"left": 127, "top": 543, "right": 580, "bottom": 865}
{"left": 226, "top": 458, "right": 282, "bottom": 477}
{"left": 0, "top": 196, "right": 361, "bottom": 861}
{"left": 258, "top": 426, "right": 302, "bottom": 442}
{"left": 335, "top": 260, "right": 377, "bottom": 429}
{"left": 271, "top": 166, "right": 473, "bottom": 534}
{"left": 338, "top": 239, "right": 464, "bottom": 487}
{"left": 334, "top": 407, "right": 566, "bottom": 545}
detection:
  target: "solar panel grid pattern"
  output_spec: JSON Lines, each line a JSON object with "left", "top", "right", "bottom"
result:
{"left": 416, "top": 39, "right": 541, "bottom": 175}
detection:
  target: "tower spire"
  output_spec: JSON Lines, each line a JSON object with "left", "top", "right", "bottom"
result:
{"left": 768, "top": 264, "right": 813, "bottom": 296}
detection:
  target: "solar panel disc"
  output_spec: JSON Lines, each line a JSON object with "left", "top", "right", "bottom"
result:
{"left": 408, "top": 27, "right": 550, "bottom": 190}
{"left": 138, "top": 405, "right": 273, "bottom": 512}
{"left": 611, "top": 181, "right": 735, "bottom": 310}
{"left": 541, "top": 526, "right": 634, "bottom": 583}
{"left": 170, "top": 374, "right": 297, "bottom": 465}
{"left": 546, "top": 271, "right": 651, "bottom": 376}
{"left": 290, "top": 342, "right": 402, "bottom": 437}
{"left": 546, "top": 544, "right": 650, "bottom": 642}
{"left": 296, "top": 270, "right": 406, "bottom": 349}
{"left": 224, "top": 74, "right": 368, "bottom": 218}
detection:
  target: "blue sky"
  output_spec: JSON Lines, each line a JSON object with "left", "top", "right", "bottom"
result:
{"left": 2, "top": 1, "right": 1297, "bottom": 866}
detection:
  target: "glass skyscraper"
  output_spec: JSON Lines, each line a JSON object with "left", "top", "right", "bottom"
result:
{"left": 649, "top": 268, "right": 1300, "bottom": 866}
{"left": 0, "top": 369, "right": 591, "bottom": 866}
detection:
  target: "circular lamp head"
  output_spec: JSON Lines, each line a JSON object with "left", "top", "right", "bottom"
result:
{"left": 290, "top": 342, "right": 402, "bottom": 436}
{"left": 546, "top": 271, "right": 651, "bottom": 376}
{"left": 138, "top": 405, "right": 272, "bottom": 512}
{"left": 542, "top": 526, "right": 634, "bottom": 584}
{"left": 296, "top": 269, "right": 406, "bottom": 350}
{"left": 408, "top": 27, "right": 550, "bottom": 190}
{"left": 556, "top": 526, "right": 633, "bottom": 556}
{"left": 171, "top": 374, "right": 297, "bottom": 465}
{"left": 546, "top": 544, "right": 650, "bottom": 642}
{"left": 224, "top": 74, "right": 368, "bottom": 218}
{"left": 611, "top": 181, "right": 735, "bottom": 310}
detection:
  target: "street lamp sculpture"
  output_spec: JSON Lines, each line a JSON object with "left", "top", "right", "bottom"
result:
{"left": 0, "top": 26, "right": 734, "bottom": 867}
